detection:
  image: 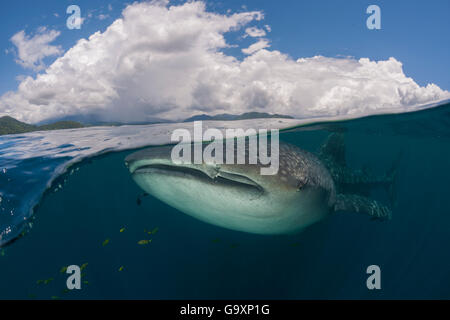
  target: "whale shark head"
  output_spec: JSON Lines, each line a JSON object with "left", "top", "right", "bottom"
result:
{"left": 125, "top": 141, "right": 335, "bottom": 235}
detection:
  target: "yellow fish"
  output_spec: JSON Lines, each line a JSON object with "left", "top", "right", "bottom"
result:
{"left": 138, "top": 239, "right": 152, "bottom": 245}
{"left": 102, "top": 239, "right": 110, "bottom": 246}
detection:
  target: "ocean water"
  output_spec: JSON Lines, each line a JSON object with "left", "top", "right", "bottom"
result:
{"left": 0, "top": 102, "right": 449, "bottom": 299}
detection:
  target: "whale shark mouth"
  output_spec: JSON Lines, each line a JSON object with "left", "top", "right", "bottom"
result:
{"left": 131, "top": 163, "right": 264, "bottom": 194}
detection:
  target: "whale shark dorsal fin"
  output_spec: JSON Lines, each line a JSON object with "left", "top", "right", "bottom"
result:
{"left": 319, "top": 133, "right": 346, "bottom": 166}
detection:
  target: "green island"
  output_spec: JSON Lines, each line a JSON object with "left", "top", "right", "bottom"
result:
{"left": 0, "top": 112, "right": 293, "bottom": 136}
{"left": 0, "top": 116, "right": 84, "bottom": 136}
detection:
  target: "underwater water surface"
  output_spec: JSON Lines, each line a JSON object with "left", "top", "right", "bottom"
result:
{"left": 0, "top": 102, "right": 450, "bottom": 299}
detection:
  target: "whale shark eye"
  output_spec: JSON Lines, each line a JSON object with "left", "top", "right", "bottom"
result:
{"left": 296, "top": 177, "right": 309, "bottom": 191}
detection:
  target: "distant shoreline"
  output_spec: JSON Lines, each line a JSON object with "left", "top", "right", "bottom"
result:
{"left": 0, "top": 116, "right": 85, "bottom": 136}
{"left": 0, "top": 112, "right": 293, "bottom": 136}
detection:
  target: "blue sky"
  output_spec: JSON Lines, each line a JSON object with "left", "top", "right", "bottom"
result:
{"left": 0, "top": 0, "right": 448, "bottom": 123}
{"left": 217, "top": 0, "right": 450, "bottom": 89}
{"left": 1, "top": 0, "right": 448, "bottom": 94}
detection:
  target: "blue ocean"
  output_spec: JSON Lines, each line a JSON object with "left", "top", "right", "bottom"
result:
{"left": 0, "top": 102, "right": 449, "bottom": 299}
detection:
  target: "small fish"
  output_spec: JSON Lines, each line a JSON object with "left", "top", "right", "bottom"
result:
{"left": 212, "top": 238, "right": 220, "bottom": 243}
{"left": 51, "top": 296, "right": 59, "bottom": 300}
{"left": 118, "top": 266, "right": 124, "bottom": 272}
{"left": 36, "top": 280, "right": 44, "bottom": 285}
{"left": 102, "top": 239, "right": 110, "bottom": 246}
{"left": 27, "top": 294, "right": 36, "bottom": 299}
{"left": 83, "top": 281, "right": 89, "bottom": 285}
{"left": 120, "top": 227, "right": 125, "bottom": 233}
{"left": 60, "top": 266, "right": 68, "bottom": 273}
{"left": 138, "top": 239, "right": 152, "bottom": 245}
{"left": 230, "top": 243, "right": 239, "bottom": 249}
{"left": 0, "top": 249, "right": 5, "bottom": 257}
{"left": 136, "top": 193, "right": 149, "bottom": 206}
{"left": 43, "top": 278, "right": 54, "bottom": 285}
{"left": 80, "top": 263, "right": 88, "bottom": 271}
{"left": 61, "top": 289, "right": 70, "bottom": 294}
{"left": 151, "top": 227, "right": 159, "bottom": 234}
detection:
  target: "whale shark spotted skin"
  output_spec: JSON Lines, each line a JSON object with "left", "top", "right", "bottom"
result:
{"left": 125, "top": 136, "right": 392, "bottom": 235}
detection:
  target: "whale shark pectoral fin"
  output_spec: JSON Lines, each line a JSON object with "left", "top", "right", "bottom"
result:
{"left": 319, "top": 132, "right": 346, "bottom": 167}
{"left": 334, "top": 194, "right": 392, "bottom": 220}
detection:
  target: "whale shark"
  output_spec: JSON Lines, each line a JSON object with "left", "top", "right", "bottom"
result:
{"left": 125, "top": 134, "right": 393, "bottom": 235}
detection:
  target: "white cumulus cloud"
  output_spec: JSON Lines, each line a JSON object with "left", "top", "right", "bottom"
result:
{"left": 242, "top": 39, "right": 271, "bottom": 54}
{"left": 10, "top": 27, "right": 62, "bottom": 71}
{"left": 0, "top": 1, "right": 448, "bottom": 124}
{"left": 244, "top": 27, "right": 266, "bottom": 38}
